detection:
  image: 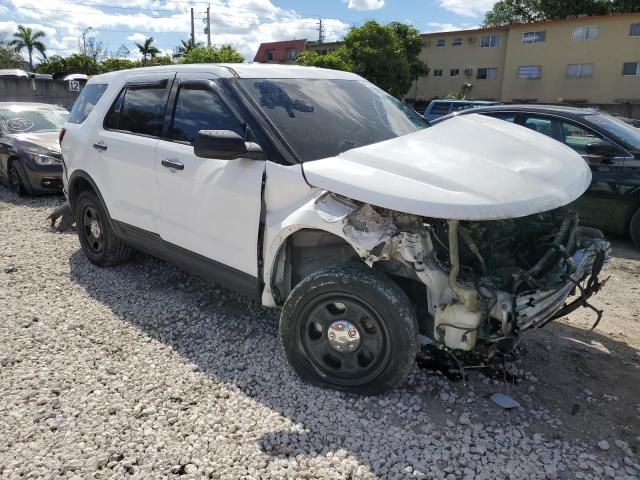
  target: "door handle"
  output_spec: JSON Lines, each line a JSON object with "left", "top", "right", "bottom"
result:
{"left": 161, "top": 159, "right": 184, "bottom": 171}
{"left": 92, "top": 142, "right": 107, "bottom": 151}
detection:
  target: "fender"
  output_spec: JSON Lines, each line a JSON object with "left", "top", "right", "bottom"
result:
{"left": 67, "top": 170, "right": 109, "bottom": 216}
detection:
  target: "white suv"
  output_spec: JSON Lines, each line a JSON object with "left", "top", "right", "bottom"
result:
{"left": 61, "top": 64, "right": 608, "bottom": 394}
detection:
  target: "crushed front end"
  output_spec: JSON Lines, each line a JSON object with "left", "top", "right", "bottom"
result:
{"left": 341, "top": 200, "right": 610, "bottom": 353}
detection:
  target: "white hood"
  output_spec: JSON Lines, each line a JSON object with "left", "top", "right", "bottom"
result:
{"left": 303, "top": 114, "right": 591, "bottom": 220}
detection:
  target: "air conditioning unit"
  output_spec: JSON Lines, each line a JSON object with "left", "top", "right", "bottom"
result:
{"left": 468, "top": 36, "right": 477, "bottom": 44}
{"left": 464, "top": 68, "right": 473, "bottom": 76}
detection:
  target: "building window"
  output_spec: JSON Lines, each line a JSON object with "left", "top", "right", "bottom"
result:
{"left": 265, "top": 50, "right": 274, "bottom": 61}
{"left": 450, "top": 69, "right": 460, "bottom": 77}
{"left": 433, "top": 69, "right": 443, "bottom": 77}
{"left": 436, "top": 39, "right": 446, "bottom": 47}
{"left": 622, "top": 62, "right": 640, "bottom": 76}
{"left": 522, "top": 31, "right": 546, "bottom": 44}
{"left": 517, "top": 65, "right": 542, "bottom": 79}
{"left": 630, "top": 23, "right": 640, "bottom": 37}
{"left": 566, "top": 63, "right": 593, "bottom": 78}
{"left": 571, "top": 26, "right": 599, "bottom": 41}
{"left": 452, "top": 38, "right": 462, "bottom": 47}
{"left": 477, "top": 67, "right": 498, "bottom": 80}
{"left": 480, "top": 35, "right": 501, "bottom": 48}
{"left": 286, "top": 49, "right": 297, "bottom": 61}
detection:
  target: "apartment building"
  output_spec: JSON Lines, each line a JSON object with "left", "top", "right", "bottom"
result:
{"left": 253, "top": 39, "right": 307, "bottom": 64}
{"left": 414, "top": 13, "right": 640, "bottom": 115}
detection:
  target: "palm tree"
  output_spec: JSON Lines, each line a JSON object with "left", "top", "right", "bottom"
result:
{"left": 172, "top": 38, "right": 203, "bottom": 58}
{"left": 136, "top": 37, "right": 160, "bottom": 65}
{"left": 9, "top": 25, "right": 47, "bottom": 71}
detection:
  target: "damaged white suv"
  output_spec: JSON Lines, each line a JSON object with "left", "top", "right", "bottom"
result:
{"left": 61, "top": 65, "right": 609, "bottom": 394}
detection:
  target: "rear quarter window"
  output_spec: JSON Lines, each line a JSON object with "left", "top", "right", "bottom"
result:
{"left": 68, "top": 83, "right": 108, "bottom": 124}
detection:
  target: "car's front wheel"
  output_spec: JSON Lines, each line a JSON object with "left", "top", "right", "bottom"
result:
{"left": 8, "top": 161, "right": 29, "bottom": 196}
{"left": 75, "top": 190, "right": 133, "bottom": 267}
{"left": 280, "top": 264, "right": 419, "bottom": 394}
{"left": 630, "top": 207, "right": 640, "bottom": 249}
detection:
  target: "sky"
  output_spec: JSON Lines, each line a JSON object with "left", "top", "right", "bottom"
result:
{"left": 0, "top": 0, "right": 498, "bottom": 63}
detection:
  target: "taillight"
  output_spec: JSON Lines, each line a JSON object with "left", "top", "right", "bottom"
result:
{"left": 59, "top": 128, "right": 66, "bottom": 144}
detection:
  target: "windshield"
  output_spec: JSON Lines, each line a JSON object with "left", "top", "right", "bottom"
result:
{"left": 584, "top": 113, "right": 640, "bottom": 152}
{"left": 0, "top": 108, "right": 68, "bottom": 134}
{"left": 238, "top": 78, "right": 428, "bottom": 162}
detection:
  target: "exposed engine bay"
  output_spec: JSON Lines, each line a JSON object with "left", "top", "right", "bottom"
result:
{"left": 336, "top": 195, "right": 610, "bottom": 353}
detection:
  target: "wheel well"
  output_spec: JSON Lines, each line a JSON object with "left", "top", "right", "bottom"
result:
{"left": 271, "top": 229, "right": 362, "bottom": 303}
{"left": 68, "top": 176, "right": 95, "bottom": 210}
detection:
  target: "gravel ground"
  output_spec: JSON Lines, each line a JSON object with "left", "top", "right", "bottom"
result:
{"left": 0, "top": 187, "right": 639, "bottom": 480}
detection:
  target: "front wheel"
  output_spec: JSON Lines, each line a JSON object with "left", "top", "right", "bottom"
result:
{"left": 631, "top": 208, "right": 640, "bottom": 249}
{"left": 280, "top": 264, "right": 419, "bottom": 394}
{"left": 8, "top": 161, "right": 29, "bottom": 196}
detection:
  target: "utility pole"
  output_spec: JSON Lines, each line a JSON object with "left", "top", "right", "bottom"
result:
{"left": 316, "top": 18, "right": 325, "bottom": 44}
{"left": 206, "top": 4, "right": 211, "bottom": 47}
{"left": 190, "top": 7, "right": 195, "bottom": 46}
{"left": 82, "top": 26, "right": 92, "bottom": 55}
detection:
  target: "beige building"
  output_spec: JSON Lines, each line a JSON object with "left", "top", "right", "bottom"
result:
{"left": 413, "top": 13, "right": 640, "bottom": 116}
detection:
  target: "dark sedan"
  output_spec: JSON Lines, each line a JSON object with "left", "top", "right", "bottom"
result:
{"left": 0, "top": 103, "right": 68, "bottom": 196}
{"left": 433, "top": 105, "right": 640, "bottom": 248}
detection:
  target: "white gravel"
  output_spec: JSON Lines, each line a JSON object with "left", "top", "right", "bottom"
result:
{"left": 0, "top": 188, "right": 638, "bottom": 479}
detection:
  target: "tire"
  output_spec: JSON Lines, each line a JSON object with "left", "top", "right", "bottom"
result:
{"left": 280, "top": 264, "right": 419, "bottom": 395}
{"left": 8, "top": 161, "right": 30, "bottom": 197}
{"left": 631, "top": 208, "right": 640, "bottom": 249}
{"left": 74, "top": 190, "right": 133, "bottom": 267}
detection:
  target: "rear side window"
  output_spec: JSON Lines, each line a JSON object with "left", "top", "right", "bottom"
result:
{"left": 104, "top": 85, "right": 167, "bottom": 137}
{"left": 169, "top": 86, "right": 244, "bottom": 144}
{"left": 429, "top": 102, "right": 452, "bottom": 115}
{"left": 68, "top": 83, "right": 107, "bottom": 124}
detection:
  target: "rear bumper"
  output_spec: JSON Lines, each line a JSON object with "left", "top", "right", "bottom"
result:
{"left": 515, "top": 233, "right": 610, "bottom": 331}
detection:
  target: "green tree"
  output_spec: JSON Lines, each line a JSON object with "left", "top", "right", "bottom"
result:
{"left": 9, "top": 25, "right": 47, "bottom": 71}
{"left": 35, "top": 54, "right": 100, "bottom": 75}
{"left": 100, "top": 57, "right": 139, "bottom": 73}
{"left": 0, "top": 34, "right": 23, "bottom": 69}
{"left": 146, "top": 55, "right": 174, "bottom": 66}
{"left": 136, "top": 37, "right": 160, "bottom": 65}
{"left": 343, "top": 20, "right": 426, "bottom": 98}
{"left": 389, "top": 22, "right": 429, "bottom": 82}
{"left": 296, "top": 50, "right": 352, "bottom": 71}
{"left": 179, "top": 45, "right": 244, "bottom": 64}
{"left": 483, "top": 0, "right": 638, "bottom": 27}
{"left": 173, "top": 38, "right": 204, "bottom": 58}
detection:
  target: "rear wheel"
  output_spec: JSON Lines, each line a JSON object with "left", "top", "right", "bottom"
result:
{"left": 631, "top": 208, "right": 640, "bottom": 249}
{"left": 280, "top": 264, "right": 419, "bottom": 394}
{"left": 8, "top": 161, "right": 29, "bottom": 196}
{"left": 75, "top": 190, "right": 133, "bottom": 266}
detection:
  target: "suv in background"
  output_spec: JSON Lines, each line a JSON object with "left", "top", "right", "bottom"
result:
{"left": 61, "top": 65, "right": 608, "bottom": 394}
{"left": 423, "top": 100, "right": 500, "bottom": 122}
{"left": 433, "top": 105, "right": 640, "bottom": 248}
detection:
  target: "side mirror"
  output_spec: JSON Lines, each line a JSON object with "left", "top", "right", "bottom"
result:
{"left": 586, "top": 141, "right": 618, "bottom": 158}
{"left": 194, "top": 130, "right": 263, "bottom": 160}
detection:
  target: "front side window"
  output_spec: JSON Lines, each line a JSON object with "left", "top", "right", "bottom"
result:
{"left": 572, "top": 26, "right": 599, "bottom": 41}
{"left": 518, "top": 65, "right": 542, "bottom": 79}
{"left": 566, "top": 63, "right": 593, "bottom": 79}
{"left": 477, "top": 67, "right": 498, "bottom": 80}
{"left": 104, "top": 85, "right": 167, "bottom": 136}
{"left": 560, "top": 121, "right": 605, "bottom": 155}
{"left": 584, "top": 113, "right": 640, "bottom": 151}
{"left": 169, "top": 86, "right": 244, "bottom": 144}
{"left": 436, "top": 39, "right": 445, "bottom": 47}
{"left": 523, "top": 31, "right": 546, "bottom": 44}
{"left": 238, "top": 78, "right": 427, "bottom": 162}
{"left": 480, "top": 35, "right": 500, "bottom": 48}
{"left": 622, "top": 62, "right": 640, "bottom": 76}
{"left": 68, "top": 83, "right": 107, "bottom": 124}
{"left": 0, "top": 108, "right": 68, "bottom": 134}
{"left": 523, "top": 116, "right": 555, "bottom": 137}
{"left": 631, "top": 23, "right": 640, "bottom": 37}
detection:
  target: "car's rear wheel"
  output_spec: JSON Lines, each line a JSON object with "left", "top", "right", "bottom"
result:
{"left": 280, "top": 264, "right": 419, "bottom": 394}
{"left": 8, "top": 161, "right": 29, "bottom": 197}
{"left": 75, "top": 190, "right": 133, "bottom": 267}
{"left": 630, "top": 208, "right": 640, "bottom": 249}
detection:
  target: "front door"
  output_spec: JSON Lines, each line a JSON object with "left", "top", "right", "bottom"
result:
{"left": 154, "top": 75, "right": 265, "bottom": 277}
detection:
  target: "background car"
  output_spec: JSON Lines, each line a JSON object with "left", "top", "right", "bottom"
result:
{"left": 423, "top": 99, "right": 501, "bottom": 122}
{"left": 0, "top": 102, "right": 69, "bottom": 196}
{"left": 433, "top": 105, "right": 640, "bottom": 247}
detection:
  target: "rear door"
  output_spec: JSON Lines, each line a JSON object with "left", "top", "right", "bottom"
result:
{"left": 154, "top": 74, "right": 265, "bottom": 277}
{"left": 96, "top": 74, "right": 174, "bottom": 233}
